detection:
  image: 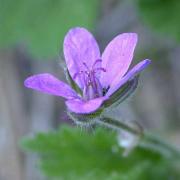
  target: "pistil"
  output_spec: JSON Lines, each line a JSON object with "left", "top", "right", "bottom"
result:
{"left": 73, "top": 59, "right": 106, "bottom": 100}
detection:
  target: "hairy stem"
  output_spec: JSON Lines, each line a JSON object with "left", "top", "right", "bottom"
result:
{"left": 97, "top": 116, "right": 180, "bottom": 159}
{"left": 98, "top": 116, "right": 141, "bottom": 135}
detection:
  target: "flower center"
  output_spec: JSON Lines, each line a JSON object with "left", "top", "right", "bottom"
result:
{"left": 74, "top": 59, "right": 106, "bottom": 100}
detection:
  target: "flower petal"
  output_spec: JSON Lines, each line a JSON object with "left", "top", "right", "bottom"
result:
{"left": 64, "top": 27, "right": 101, "bottom": 89}
{"left": 24, "top": 73, "right": 78, "bottom": 99}
{"left": 100, "top": 33, "right": 138, "bottom": 88}
{"left": 106, "top": 59, "right": 151, "bottom": 97}
{"left": 66, "top": 97, "right": 107, "bottom": 114}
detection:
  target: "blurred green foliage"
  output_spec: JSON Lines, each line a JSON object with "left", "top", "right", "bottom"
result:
{"left": 0, "top": 0, "right": 99, "bottom": 59}
{"left": 21, "top": 125, "right": 180, "bottom": 180}
{"left": 137, "top": 0, "right": 180, "bottom": 42}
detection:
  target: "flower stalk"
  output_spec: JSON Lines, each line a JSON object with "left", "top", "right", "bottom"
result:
{"left": 97, "top": 116, "right": 141, "bottom": 135}
{"left": 97, "top": 116, "right": 180, "bottom": 159}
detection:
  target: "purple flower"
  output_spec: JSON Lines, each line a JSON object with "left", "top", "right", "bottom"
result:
{"left": 24, "top": 27, "right": 151, "bottom": 114}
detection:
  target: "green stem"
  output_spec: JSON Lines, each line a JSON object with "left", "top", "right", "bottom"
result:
{"left": 140, "top": 132, "right": 180, "bottom": 159}
{"left": 98, "top": 116, "right": 141, "bottom": 135}
{"left": 97, "top": 116, "right": 180, "bottom": 159}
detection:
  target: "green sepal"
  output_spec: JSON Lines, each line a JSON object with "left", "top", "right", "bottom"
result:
{"left": 104, "top": 76, "right": 139, "bottom": 108}
{"left": 64, "top": 68, "right": 82, "bottom": 95}
{"left": 67, "top": 108, "right": 103, "bottom": 125}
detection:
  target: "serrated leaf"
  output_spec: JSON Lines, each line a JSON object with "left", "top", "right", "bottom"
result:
{"left": 20, "top": 125, "right": 180, "bottom": 179}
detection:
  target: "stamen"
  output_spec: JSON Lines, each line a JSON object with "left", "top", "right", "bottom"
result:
{"left": 92, "top": 59, "right": 102, "bottom": 69}
{"left": 73, "top": 70, "right": 84, "bottom": 79}
{"left": 103, "top": 86, "right": 110, "bottom": 96}
{"left": 82, "top": 62, "right": 90, "bottom": 71}
{"left": 73, "top": 59, "right": 107, "bottom": 100}
{"left": 94, "top": 67, "right": 106, "bottom": 73}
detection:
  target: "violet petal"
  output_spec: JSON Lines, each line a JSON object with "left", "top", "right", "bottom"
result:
{"left": 66, "top": 97, "right": 107, "bottom": 114}
{"left": 100, "top": 33, "right": 138, "bottom": 88}
{"left": 24, "top": 73, "right": 78, "bottom": 99}
{"left": 64, "top": 27, "right": 101, "bottom": 89}
{"left": 106, "top": 59, "right": 151, "bottom": 97}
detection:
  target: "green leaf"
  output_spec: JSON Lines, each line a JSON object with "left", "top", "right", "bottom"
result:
{"left": 137, "top": 0, "right": 180, "bottom": 42}
{"left": 0, "top": 0, "right": 99, "bottom": 59}
{"left": 21, "top": 125, "right": 180, "bottom": 179}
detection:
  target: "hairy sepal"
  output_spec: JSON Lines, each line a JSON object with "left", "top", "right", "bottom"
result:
{"left": 67, "top": 108, "right": 103, "bottom": 125}
{"left": 104, "top": 76, "right": 139, "bottom": 109}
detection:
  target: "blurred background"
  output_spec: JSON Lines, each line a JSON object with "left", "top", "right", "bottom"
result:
{"left": 0, "top": 0, "right": 180, "bottom": 179}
